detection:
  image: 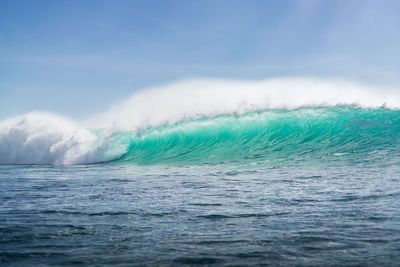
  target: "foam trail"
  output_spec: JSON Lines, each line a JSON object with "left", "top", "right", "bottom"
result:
{"left": 0, "top": 77, "right": 399, "bottom": 165}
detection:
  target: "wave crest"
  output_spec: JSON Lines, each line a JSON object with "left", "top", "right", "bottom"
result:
{"left": 90, "top": 78, "right": 399, "bottom": 131}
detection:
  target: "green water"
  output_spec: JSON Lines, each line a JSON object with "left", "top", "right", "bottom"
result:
{"left": 103, "top": 107, "right": 399, "bottom": 165}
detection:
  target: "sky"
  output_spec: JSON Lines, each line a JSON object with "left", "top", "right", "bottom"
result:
{"left": 0, "top": 0, "right": 399, "bottom": 120}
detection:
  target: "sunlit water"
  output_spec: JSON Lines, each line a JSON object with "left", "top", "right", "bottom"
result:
{"left": 1, "top": 161, "right": 399, "bottom": 266}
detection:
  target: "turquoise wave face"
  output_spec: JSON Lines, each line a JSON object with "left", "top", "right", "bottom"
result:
{"left": 104, "top": 107, "right": 400, "bottom": 165}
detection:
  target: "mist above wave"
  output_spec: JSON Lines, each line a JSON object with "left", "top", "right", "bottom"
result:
{"left": 89, "top": 77, "right": 399, "bottom": 131}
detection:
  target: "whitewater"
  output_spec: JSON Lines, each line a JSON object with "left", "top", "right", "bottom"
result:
{"left": 1, "top": 77, "right": 399, "bottom": 165}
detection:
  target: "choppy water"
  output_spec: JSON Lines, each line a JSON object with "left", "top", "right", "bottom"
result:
{"left": 1, "top": 162, "right": 400, "bottom": 266}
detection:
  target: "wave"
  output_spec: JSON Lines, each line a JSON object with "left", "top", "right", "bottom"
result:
{"left": 106, "top": 107, "right": 400, "bottom": 165}
{"left": 0, "top": 78, "right": 399, "bottom": 165}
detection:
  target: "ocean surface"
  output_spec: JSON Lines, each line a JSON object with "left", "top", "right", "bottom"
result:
{"left": 1, "top": 79, "right": 400, "bottom": 265}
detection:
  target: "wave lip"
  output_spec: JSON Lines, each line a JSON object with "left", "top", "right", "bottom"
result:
{"left": 90, "top": 78, "right": 400, "bottom": 132}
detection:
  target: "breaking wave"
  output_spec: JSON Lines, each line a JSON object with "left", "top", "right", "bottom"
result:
{"left": 0, "top": 78, "right": 399, "bottom": 165}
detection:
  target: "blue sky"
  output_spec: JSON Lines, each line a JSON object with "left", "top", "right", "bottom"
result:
{"left": 1, "top": 0, "right": 399, "bottom": 119}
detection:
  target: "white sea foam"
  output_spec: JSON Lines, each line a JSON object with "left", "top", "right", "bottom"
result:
{"left": 0, "top": 112, "right": 125, "bottom": 165}
{"left": 1, "top": 77, "right": 399, "bottom": 164}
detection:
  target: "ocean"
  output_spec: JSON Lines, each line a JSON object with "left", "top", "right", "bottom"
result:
{"left": 1, "top": 79, "right": 399, "bottom": 265}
